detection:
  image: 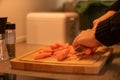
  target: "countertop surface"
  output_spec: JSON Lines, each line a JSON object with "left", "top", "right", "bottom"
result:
{"left": 1, "top": 42, "right": 120, "bottom": 80}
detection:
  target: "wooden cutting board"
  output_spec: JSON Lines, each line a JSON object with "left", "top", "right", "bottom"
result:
{"left": 10, "top": 46, "right": 113, "bottom": 74}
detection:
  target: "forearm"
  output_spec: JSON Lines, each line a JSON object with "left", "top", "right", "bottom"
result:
{"left": 97, "top": 10, "right": 116, "bottom": 22}
{"left": 95, "top": 9, "right": 120, "bottom": 46}
{"left": 92, "top": 10, "right": 117, "bottom": 30}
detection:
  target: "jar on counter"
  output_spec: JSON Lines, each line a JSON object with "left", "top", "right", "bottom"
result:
{"left": 5, "top": 23, "right": 16, "bottom": 59}
{"left": 0, "top": 17, "right": 9, "bottom": 61}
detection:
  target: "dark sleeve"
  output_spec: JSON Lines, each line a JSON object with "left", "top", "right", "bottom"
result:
{"left": 95, "top": 9, "right": 120, "bottom": 46}
{"left": 107, "top": 0, "right": 120, "bottom": 11}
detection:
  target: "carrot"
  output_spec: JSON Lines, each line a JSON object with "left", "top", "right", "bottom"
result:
{"left": 34, "top": 52, "right": 52, "bottom": 60}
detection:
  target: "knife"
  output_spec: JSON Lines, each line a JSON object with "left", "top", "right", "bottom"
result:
{"left": 75, "top": 45, "right": 92, "bottom": 56}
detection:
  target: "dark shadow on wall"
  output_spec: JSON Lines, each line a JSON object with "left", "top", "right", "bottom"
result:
{"left": 79, "top": 3, "right": 109, "bottom": 30}
{"left": 40, "top": 0, "right": 58, "bottom": 11}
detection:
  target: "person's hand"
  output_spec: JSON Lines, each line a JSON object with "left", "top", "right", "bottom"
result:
{"left": 72, "top": 29, "right": 100, "bottom": 48}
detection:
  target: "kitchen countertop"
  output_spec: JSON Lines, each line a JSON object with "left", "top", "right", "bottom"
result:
{"left": 1, "top": 42, "right": 120, "bottom": 80}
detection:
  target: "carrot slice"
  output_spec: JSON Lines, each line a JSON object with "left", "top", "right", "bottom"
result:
{"left": 34, "top": 52, "right": 52, "bottom": 60}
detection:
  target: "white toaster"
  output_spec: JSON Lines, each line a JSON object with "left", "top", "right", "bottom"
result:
{"left": 26, "top": 12, "right": 79, "bottom": 45}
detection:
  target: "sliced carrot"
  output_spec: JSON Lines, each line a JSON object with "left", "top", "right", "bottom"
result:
{"left": 34, "top": 52, "right": 52, "bottom": 60}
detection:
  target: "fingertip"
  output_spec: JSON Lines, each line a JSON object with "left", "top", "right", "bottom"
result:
{"left": 72, "top": 43, "right": 75, "bottom": 48}
{"left": 72, "top": 43, "right": 79, "bottom": 49}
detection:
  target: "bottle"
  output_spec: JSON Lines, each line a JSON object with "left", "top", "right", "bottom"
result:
{"left": 5, "top": 23, "right": 16, "bottom": 59}
{"left": 0, "top": 17, "right": 9, "bottom": 61}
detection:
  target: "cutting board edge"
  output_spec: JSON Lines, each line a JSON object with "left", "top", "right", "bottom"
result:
{"left": 10, "top": 59, "right": 101, "bottom": 74}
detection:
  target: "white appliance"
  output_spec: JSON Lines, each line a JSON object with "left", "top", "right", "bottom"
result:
{"left": 26, "top": 12, "right": 79, "bottom": 45}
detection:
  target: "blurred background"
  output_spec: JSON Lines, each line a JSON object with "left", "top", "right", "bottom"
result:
{"left": 0, "top": 0, "right": 116, "bottom": 43}
{"left": 0, "top": 0, "right": 117, "bottom": 80}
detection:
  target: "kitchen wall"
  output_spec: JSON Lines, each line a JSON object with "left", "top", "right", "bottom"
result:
{"left": 0, "top": 0, "right": 68, "bottom": 43}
